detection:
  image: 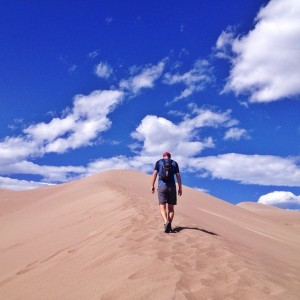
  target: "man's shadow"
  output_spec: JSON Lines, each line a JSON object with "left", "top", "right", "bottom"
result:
{"left": 171, "top": 226, "right": 219, "bottom": 236}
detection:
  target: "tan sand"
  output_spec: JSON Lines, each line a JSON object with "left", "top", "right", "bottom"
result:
{"left": 0, "top": 170, "right": 299, "bottom": 299}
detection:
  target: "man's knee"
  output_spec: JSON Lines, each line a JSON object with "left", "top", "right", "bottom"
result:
{"left": 160, "top": 204, "right": 167, "bottom": 210}
{"left": 168, "top": 204, "right": 174, "bottom": 212}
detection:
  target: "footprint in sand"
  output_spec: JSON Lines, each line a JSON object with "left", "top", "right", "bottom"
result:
{"left": 16, "top": 261, "right": 39, "bottom": 275}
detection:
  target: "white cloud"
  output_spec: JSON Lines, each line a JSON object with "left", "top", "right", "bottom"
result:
{"left": 46, "top": 151, "right": 300, "bottom": 192}
{"left": 0, "top": 160, "right": 86, "bottom": 189}
{"left": 24, "top": 115, "right": 75, "bottom": 143}
{"left": 0, "top": 89, "right": 124, "bottom": 189}
{"left": 182, "top": 106, "right": 236, "bottom": 129}
{"left": 87, "top": 155, "right": 154, "bottom": 175}
{"left": 215, "top": 27, "right": 236, "bottom": 59}
{"left": 193, "top": 153, "right": 300, "bottom": 186}
{"left": 45, "top": 118, "right": 110, "bottom": 153}
{"left": 219, "top": 0, "right": 300, "bottom": 102}
{"left": 23, "top": 89, "right": 124, "bottom": 154}
{"left": 88, "top": 50, "right": 99, "bottom": 60}
{"left": 73, "top": 151, "right": 300, "bottom": 190}
{"left": 119, "top": 60, "right": 165, "bottom": 94}
{"left": 163, "top": 59, "right": 213, "bottom": 102}
{"left": 130, "top": 108, "right": 235, "bottom": 158}
{"left": 0, "top": 137, "right": 41, "bottom": 165}
{"left": 258, "top": 191, "right": 300, "bottom": 209}
{"left": 131, "top": 115, "right": 208, "bottom": 157}
{"left": 224, "top": 127, "right": 250, "bottom": 140}
{"left": 1, "top": 161, "right": 86, "bottom": 183}
{"left": 193, "top": 186, "right": 209, "bottom": 193}
{"left": 0, "top": 158, "right": 86, "bottom": 189}
{"left": 238, "top": 101, "right": 249, "bottom": 109}
{"left": 94, "top": 62, "right": 113, "bottom": 78}
{"left": 0, "top": 57, "right": 166, "bottom": 189}
{"left": 0, "top": 176, "right": 52, "bottom": 190}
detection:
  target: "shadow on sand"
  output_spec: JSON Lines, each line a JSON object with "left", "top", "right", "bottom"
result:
{"left": 172, "top": 226, "right": 219, "bottom": 236}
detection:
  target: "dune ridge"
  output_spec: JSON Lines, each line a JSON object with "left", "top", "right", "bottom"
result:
{"left": 0, "top": 170, "right": 299, "bottom": 299}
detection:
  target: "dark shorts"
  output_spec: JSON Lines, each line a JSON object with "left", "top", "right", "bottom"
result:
{"left": 158, "top": 185, "right": 177, "bottom": 205}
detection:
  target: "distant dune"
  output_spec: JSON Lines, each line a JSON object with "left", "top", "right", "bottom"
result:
{"left": 1, "top": 170, "right": 299, "bottom": 299}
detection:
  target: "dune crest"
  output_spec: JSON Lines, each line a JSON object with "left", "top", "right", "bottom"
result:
{"left": 1, "top": 170, "right": 300, "bottom": 299}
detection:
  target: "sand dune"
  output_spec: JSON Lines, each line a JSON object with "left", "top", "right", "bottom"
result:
{"left": 0, "top": 170, "right": 299, "bottom": 299}
{"left": 237, "top": 202, "right": 300, "bottom": 229}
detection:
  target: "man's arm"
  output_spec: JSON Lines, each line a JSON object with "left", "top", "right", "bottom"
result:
{"left": 151, "top": 170, "right": 158, "bottom": 193}
{"left": 176, "top": 173, "right": 182, "bottom": 196}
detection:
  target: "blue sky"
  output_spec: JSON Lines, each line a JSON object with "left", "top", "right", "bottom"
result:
{"left": 1, "top": 0, "right": 300, "bottom": 209}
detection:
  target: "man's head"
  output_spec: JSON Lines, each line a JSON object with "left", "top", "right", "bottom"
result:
{"left": 163, "top": 151, "right": 171, "bottom": 159}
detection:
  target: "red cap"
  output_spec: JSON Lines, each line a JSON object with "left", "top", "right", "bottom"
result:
{"left": 163, "top": 151, "right": 171, "bottom": 158}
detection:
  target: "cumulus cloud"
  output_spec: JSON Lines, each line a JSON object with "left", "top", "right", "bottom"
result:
{"left": 163, "top": 59, "right": 213, "bottom": 102}
{"left": 215, "top": 27, "right": 236, "bottom": 59}
{"left": 224, "top": 127, "right": 250, "bottom": 140}
{"left": 94, "top": 62, "right": 113, "bottom": 78}
{"left": 119, "top": 60, "right": 165, "bottom": 94}
{"left": 130, "top": 107, "right": 235, "bottom": 158}
{"left": 193, "top": 153, "right": 300, "bottom": 186}
{"left": 24, "top": 116, "right": 75, "bottom": 143}
{"left": 0, "top": 137, "right": 39, "bottom": 165}
{"left": 87, "top": 155, "right": 154, "bottom": 175}
{"left": 0, "top": 176, "right": 52, "bottom": 190}
{"left": 0, "top": 57, "right": 168, "bottom": 190}
{"left": 0, "top": 89, "right": 124, "bottom": 188}
{"left": 84, "top": 150, "right": 300, "bottom": 191}
{"left": 87, "top": 108, "right": 241, "bottom": 177}
{"left": 85, "top": 151, "right": 300, "bottom": 194}
{"left": 24, "top": 89, "right": 124, "bottom": 154}
{"left": 2, "top": 161, "right": 86, "bottom": 183}
{"left": 183, "top": 105, "right": 237, "bottom": 128}
{"left": 76, "top": 152, "right": 300, "bottom": 192}
{"left": 258, "top": 191, "right": 300, "bottom": 209}
{"left": 131, "top": 115, "right": 210, "bottom": 157}
{"left": 217, "top": 0, "right": 300, "bottom": 102}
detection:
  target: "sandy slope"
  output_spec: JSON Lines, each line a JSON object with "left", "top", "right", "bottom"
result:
{"left": 0, "top": 170, "right": 299, "bottom": 300}
{"left": 237, "top": 202, "right": 300, "bottom": 229}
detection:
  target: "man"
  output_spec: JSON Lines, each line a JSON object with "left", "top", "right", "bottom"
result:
{"left": 151, "top": 152, "right": 182, "bottom": 233}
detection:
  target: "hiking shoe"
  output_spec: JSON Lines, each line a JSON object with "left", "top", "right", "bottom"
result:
{"left": 164, "top": 222, "right": 172, "bottom": 233}
{"left": 167, "top": 222, "right": 172, "bottom": 233}
{"left": 164, "top": 222, "right": 169, "bottom": 233}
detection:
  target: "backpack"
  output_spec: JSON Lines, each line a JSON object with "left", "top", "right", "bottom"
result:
{"left": 160, "top": 159, "right": 174, "bottom": 183}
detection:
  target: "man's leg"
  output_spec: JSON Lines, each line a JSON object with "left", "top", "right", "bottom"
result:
{"left": 166, "top": 186, "right": 176, "bottom": 231}
{"left": 160, "top": 204, "right": 171, "bottom": 233}
{"left": 159, "top": 204, "right": 168, "bottom": 224}
{"left": 158, "top": 186, "right": 173, "bottom": 233}
{"left": 167, "top": 204, "right": 174, "bottom": 224}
